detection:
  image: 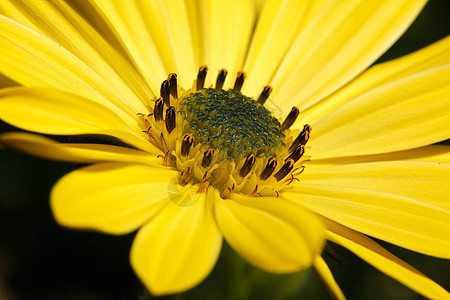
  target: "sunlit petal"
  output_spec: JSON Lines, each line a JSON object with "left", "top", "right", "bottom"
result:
{"left": 214, "top": 192, "right": 325, "bottom": 272}
{"left": 284, "top": 184, "right": 450, "bottom": 258}
{"left": 200, "top": 0, "right": 255, "bottom": 88}
{"left": 90, "top": 0, "right": 196, "bottom": 86}
{"left": 0, "top": 13, "right": 144, "bottom": 119}
{"left": 51, "top": 162, "right": 177, "bottom": 234}
{"left": 0, "top": 0, "right": 154, "bottom": 106}
{"left": 325, "top": 219, "right": 450, "bottom": 299}
{"left": 271, "top": 0, "right": 427, "bottom": 111}
{"left": 136, "top": 0, "right": 196, "bottom": 86}
{"left": 88, "top": 0, "right": 167, "bottom": 94}
{"left": 301, "top": 161, "right": 450, "bottom": 210}
{"left": 0, "top": 132, "right": 161, "bottom": 163}
{"left": 0, "top": 87, "right": 158, "bottom": 153}
{"left": 308, "top": 145, "right": 450, "bottom": 168}
{"left": 131, "top": 188, "right": 222, "bottom": 296}
{"left": 303, "top": 35, "right": 450, "bottom": 124}
{"left": 309, "top": 64, "right": 450, "bottom": 159}
{"left": 243, "top": 0, "right": 329, "bottom": 96}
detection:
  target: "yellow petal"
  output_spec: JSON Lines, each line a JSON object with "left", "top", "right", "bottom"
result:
{"left": 0, "top": 87, "right": 157, "bottom": 153}
{"left": 0, "top": 132, "right": 161, "bottom": 163}
{"left": 0, "top": 0, "right": 154, "bottom": 106}
{"left": 199, "top": 0, "right": 255, "bottom": 88}
{"left": 301, "top": 161, "right": 450, "bottom": 210}
{"left": 131, "top": 188, "right": 222, "bottom": 296}
{"left": 214, "top": 192, "right": 325, "bottom": 273}
{"left": 0, "top": 14, "right": 143, "bottom": 120}
{"left": 314, "top": 256, "right": 345, "bottom": 300}
{"left": 253, "top": 0, "right": 266, "bottom": 16}
{"left": 89, "top": 0, "right": 196, "bottom": 87}
{"left": 184, "top": 0, "right": 206, "bottom": 70}
{"left": 325, "top": 218, "right": 450, "bottom": 300}
{"left": 308, "top": 145, "right": 450, "bottom": 168}
{"left": 51, "top": 162, "right": 177, "bottom": 234}
{"left": 88, "top": 0, "right": 168, "bottom": 94}
{"left": 271, "top": 0, "right": 427, "bottom": 111}
{"left": 284, "top": 184, "right": 450, "bottom": 258}
{"left": 133, "top": 0, "right": 196, "bottom": 86}
{"left": 0, "top": 87, "right": 125, "bottom": 132}
{"left": 303, "top": 35, "right": 450, "bottom": 124}
{"left": 309, "top": 64, "right": 450, "bottom": 159}
{"left": 243, "top": 0, "right": 329, "bottom": 96}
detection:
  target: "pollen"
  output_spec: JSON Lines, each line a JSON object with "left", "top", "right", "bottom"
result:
{"left": 139, "top": 66, "right": 311, "bottom": 198}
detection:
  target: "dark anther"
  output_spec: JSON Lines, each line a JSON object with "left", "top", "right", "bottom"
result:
{"left": 154, "top": 98, "right": 164, "bottom": 121}
{"left": 239, "top": 153, "right": 256, "bottom": 177}
{"left": 168, "top": 73, "right": 178, "bottom": 100}
{"left": 281, "top": 107, "right": 300, "bottom": 130}
{"left": 181, "top": 133, "right": 195, "bottom": 156}
{"left": 233, "top": 71, "right": 246, "bottom": 92}
{"left": 274, "top": 158, "right": 295, "bottom": 181}
{"left": 165, "top": 106, "right": 176, "bottom": 133}
{"left": 201, "top": 148, "right": 214, "bottom": 168}
{"left": 160, "top": 80, "right": 170, "bottom": 106}
{"left": 216, "top": 69, "right": 228, "bottom": 89}
{"left": 196, "top": 65, "right": 208, "bottom": 91}
{"left": 289, "top": 124, "right": 311, "bottom": 152}
{"left": 257, "top": 85, "right": 272, "bottom": 105}
{"left": 260, "top": 157, "right": 277, "bottom": 180}
{"left": 287, "top": 145, "right": 305, "bottom": 162}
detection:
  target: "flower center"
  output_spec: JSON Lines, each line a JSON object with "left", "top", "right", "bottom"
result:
{"left": 179, "top": 88, "right": 285, "bottom": 160}
{"left": 139, "top": 66, "right": 311, "bottom": 198}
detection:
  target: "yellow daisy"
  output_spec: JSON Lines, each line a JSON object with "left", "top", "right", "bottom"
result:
{"left": 0, "top": 0, "right": 449, "bottom": 298}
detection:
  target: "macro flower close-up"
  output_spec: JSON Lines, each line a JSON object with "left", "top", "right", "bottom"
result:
{"left": 0, "top": 0, "right": 449, "bottom": 299}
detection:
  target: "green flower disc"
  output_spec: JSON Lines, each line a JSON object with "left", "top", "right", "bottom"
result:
{"left": 179, "top": 88, "right": 285, "bottom": 159}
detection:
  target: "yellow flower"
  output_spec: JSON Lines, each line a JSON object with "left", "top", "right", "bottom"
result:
{"left": 0, "top": 0, "right": 449, "bottom": 298}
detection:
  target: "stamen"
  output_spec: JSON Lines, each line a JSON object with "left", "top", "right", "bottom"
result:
{"left": 160, "top": 133, "right": 168, "bottom": 153}
{"left": 249, "top": 185, "right": 258, "bottom": 196}
{"left": 180, "top": 167, "right": 191, "bottom": 184}
{"left": 257, "top": 86, "right": 272, "bottom": 105}
{"left": 216, "top": 69, "right": 228, "bottom": 89}
{"left": 284, "top": 174, "right": 296, "bottom": 185}
{"left": 145, "top": 131, "right": 156, "bottom": 144}
{"left": 281, "top": 107, "right": 300, "bottom": 130}
{"left": 239, "top": 153, "right": 256, "bottom": 177}
{"left": 165, "top": 106, "right": 176, "bottom": 133}
{"left": 226, "top": 183, "right": 235, "bottom": 194}
{"left": 260, "top": 157, "right": 277, "bottom": 180}
{"left": 196, "top": 65, "right": 208, "bottom": 91}
{"left": 168, "top": 73, "right": 178, "bottom": 99}
{"left": 274, "top": 158, "right": 295, "bottom": 181}
{"left": 233, "top": 71, "right": 246, "bottom": 92}
{"left": 290, "top": 124, "right": 311, "bottom": 152}
{"left": 143, "top": 69, "right": 310, "bottom": 198}
{"left": 160, "top": 80, "right": 170, "bottom": 106}
{"left": 181, "top": 133, "right": 194, "bottom": 156}
{"left": 201, "top": 148, "right": 214, "bottom": 167}
{"left": 153, "top": 98, "right": 164, "bottom": 121}
{"left": 287, "top": 145, "right": 305, "bottom": 162}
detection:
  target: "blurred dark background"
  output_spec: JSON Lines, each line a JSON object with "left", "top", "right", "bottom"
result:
{"left": 1, "top": 1, "right": 449, "bottom": 299}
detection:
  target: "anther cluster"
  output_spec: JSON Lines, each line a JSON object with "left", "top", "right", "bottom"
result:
{"left": 179, "top": 88, "right": 285, "bottom": 159}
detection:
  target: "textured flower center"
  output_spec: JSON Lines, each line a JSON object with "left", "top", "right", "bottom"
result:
{"left": 179, "top": 88, "right": 285, "bottom": 159}
{"left": 139, "top": 66, "right": 311, "bottom": 198}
